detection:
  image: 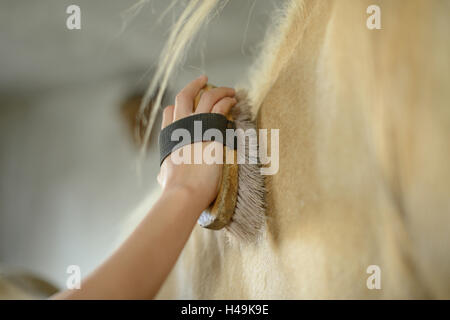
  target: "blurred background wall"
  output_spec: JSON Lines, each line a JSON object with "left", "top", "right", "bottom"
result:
{"left": 0, "top": 0, "right": 280, "bottom": 288}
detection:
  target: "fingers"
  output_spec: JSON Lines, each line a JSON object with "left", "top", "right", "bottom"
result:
{"left": 161, "top": 105, "right": 174, "bottom": 129}
{"left": 171, "top": 76, "right": 237, "bottom": 123}
{"left": 211, "top": 97, "right": 237, "bottom": 116}
{"left": 195, "top": 87, "right": 235, "bottom": 114}
{"left": 174, "top": 75, "right": 208, "bottom": 120}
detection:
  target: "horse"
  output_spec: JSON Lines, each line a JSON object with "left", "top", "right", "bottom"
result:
{"left": 127, "top": 0, "right": 450, "bottom": 299}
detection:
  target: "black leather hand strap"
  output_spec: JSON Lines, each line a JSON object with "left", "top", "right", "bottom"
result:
{"left": 159, "top": 113, "right": 237, "bottom": 165}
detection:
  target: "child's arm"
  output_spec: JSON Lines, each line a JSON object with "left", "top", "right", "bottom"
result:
{"left": 52, "top": 75, "right": 236, "bottom": 299}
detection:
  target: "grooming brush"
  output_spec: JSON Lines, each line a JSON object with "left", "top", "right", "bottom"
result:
{"left": 193, "top": 84, "right": 265, "bottom": 241}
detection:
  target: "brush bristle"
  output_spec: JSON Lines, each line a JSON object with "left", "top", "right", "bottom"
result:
{"left": 226, "top": 91, "right": 266, "bottom": 242}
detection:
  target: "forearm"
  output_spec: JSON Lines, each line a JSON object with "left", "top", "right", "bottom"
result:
{"left": 52, "top": 76, "right": 232, "bottom": 300}
{"left": 52, "top": 186, "right": 204, "bottom": 299}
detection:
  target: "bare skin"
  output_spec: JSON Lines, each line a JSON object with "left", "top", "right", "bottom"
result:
{"left": 52, "top": 75, "right": 236, "bottom": 299}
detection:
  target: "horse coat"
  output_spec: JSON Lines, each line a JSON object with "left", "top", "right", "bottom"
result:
{"left": 153, "top": 0, "right": 450, "bottom": 299}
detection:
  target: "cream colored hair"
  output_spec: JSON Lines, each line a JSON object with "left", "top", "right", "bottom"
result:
{"left": 135, "top": 0, "right": 223, "bottom": 157}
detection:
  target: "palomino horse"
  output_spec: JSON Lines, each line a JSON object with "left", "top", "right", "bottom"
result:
{"left": 149, "top": 0, "right": 449, "bottom": 299}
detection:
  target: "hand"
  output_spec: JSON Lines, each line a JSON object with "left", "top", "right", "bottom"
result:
{"left": 157, "top": 75, "right": 237, "bottom": 211}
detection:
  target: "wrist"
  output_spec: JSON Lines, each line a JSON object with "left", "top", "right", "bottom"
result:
{"left": 162, "top": 184, "right": 201, "bottom": 207}
{"left": 161, "top": 184, "right": 210, "bottom": 213}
